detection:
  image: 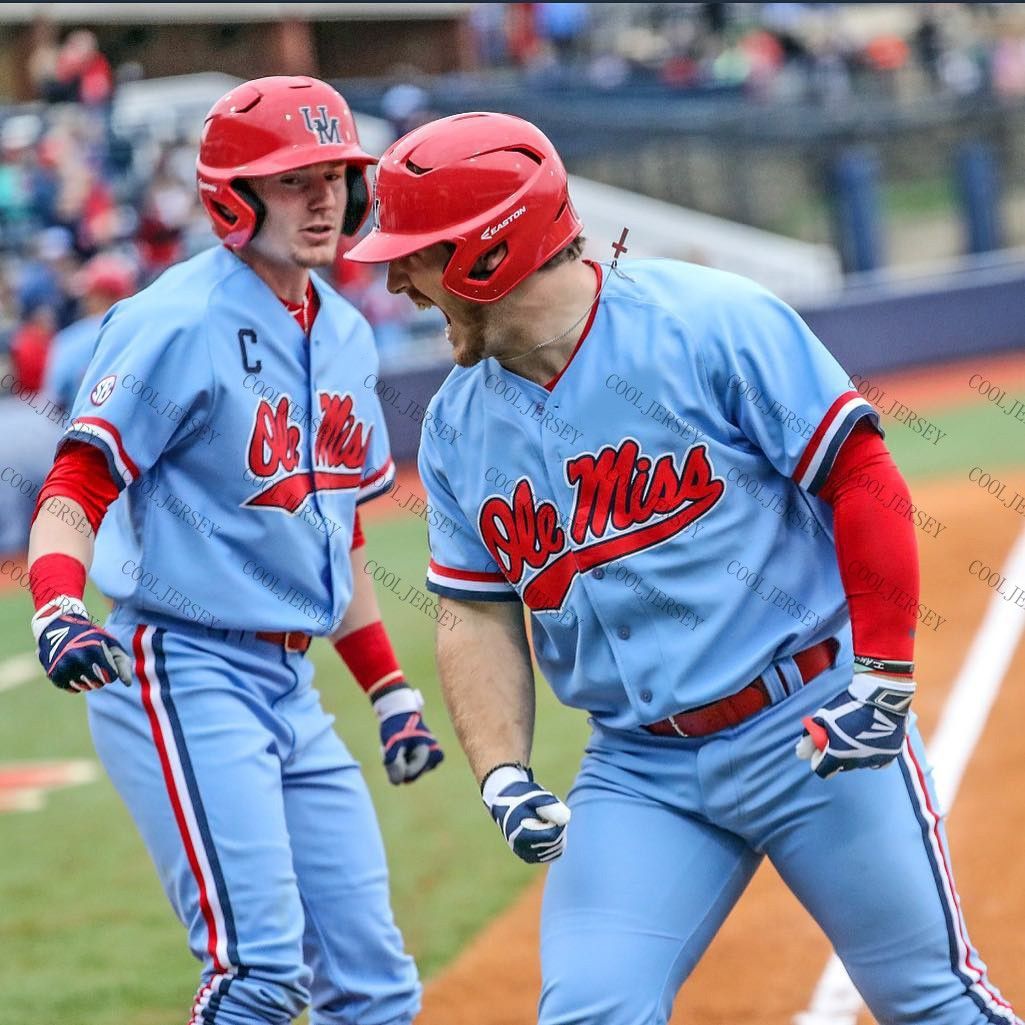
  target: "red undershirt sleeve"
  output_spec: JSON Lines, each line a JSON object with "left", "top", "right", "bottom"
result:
{"left": 32, "top": 441, "right": 120, "bottom": 533}
{"left": 818, "top": 420, "right": 919, "bottom": 663}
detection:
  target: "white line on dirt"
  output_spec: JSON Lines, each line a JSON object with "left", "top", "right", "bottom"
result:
{"left": 0, "top": 652, "right": 41, "bottom": 693}
{"left": 794, "top": 525, "right": 1025, "bottom": 1025}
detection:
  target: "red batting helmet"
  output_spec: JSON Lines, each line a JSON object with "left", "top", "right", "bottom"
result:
{"left": 196, "top": 76, "right": 377, "bottom": 249}
{"left": 345, "top": 111, "right": 582, "bottom": 303}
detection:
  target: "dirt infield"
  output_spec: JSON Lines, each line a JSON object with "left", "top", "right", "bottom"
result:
{"left": 420, "top": 469, "right": 1025, "bottom": 1025}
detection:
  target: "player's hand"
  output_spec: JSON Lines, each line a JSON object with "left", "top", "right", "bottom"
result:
{"left": 31, "top": 595, "right": 132, "bottom": 694}
{"left": 796, "top": 658, "right": 915, "bottom": 779}
{"left": 481, "top": 764, "right": 571, "bottom": 864}
{"left": 373, "top": 685, "right": 444, "bottom": 785}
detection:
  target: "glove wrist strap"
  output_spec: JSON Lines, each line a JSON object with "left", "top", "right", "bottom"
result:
{"left": 30, "top": 594, "right": 90, "bottom": 643}
{"left": 371, "top": 685, "right": 422, "bottom": 723}
{"left": 849, "top": 671, "right": 916, "bottom": 713}
{"left": 481, "top": 763, "right": 530, "bottom": 805}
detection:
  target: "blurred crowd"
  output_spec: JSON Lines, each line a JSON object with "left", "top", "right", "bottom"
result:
{"left": 468, "top": 3, "right": 1025, "bottom": 102}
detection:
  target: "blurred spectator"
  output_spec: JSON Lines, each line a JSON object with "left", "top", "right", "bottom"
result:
{"left": 914, "top": 11, "right": 944, "bottom": 88}
{"left": 469, "top": 3, "right": 509, "bottom": 67}
{"left": 54, "top": 30, "right": 114, "bottom": 108}
{"left": 0, "top": 396, "right": 62, "bottom": 555}
{"left": 381, "top": 81, "right": 430, "bottom": 139}
{"left": 16, "top": 227, "right": 78, "bottom": 329}
{"left": 536, "top": 3, "right": 591, "bottom": 64}
{"left": 992, "top": 30, "right": 1025, "bottom": 97}
{"left": 27, "top": 17, "right": 63, "bottom": 103}
{"left": 43, "top": 252, "right": 137, "bottom": 411}
{"left": 9, "top": 299, "right": 56, "bottom": 392}
{"left": 136, "top": 151, "right": 194, "bottom": 276}
{"left": 507, "top": 4, "right": 541, "bottom": 66}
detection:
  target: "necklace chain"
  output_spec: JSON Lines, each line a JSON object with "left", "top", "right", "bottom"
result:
{"left": 500, "top": 274, "right": 605, "bottom": 365}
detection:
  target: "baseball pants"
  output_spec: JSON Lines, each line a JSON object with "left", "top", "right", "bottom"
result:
{"left": 87, "top": 612, "right": 420, "bottom": 1025}
{"left": 539, "top": 656, "right": 1019, "bottom": 1025}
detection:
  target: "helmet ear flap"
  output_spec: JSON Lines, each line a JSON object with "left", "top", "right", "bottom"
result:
{"left": 232, "top": 180, "right": 266, "bottom": 241}
{"left": 342, "top": 166, "right": 370, "bottom": 236}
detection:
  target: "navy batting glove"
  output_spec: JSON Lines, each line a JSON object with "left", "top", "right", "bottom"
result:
{"left": 373, "top": 686, "right": 444, "bottom": 785}
{"left": 31, "top": 596, "right": 132, "bottom": 694}
{"left": 481, "top": 764, "right": 571, "bottom": 864}
{"left": 796, "top": 658, "right": 915, "bottom": 779}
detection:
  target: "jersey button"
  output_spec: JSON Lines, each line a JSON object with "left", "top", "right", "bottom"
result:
{"left": 640, "top": 689, "right": 652, "bottom": 703}
{"left": 617, "top": 625, "right": 631, "bottom": 640}
{"left": 593, "top": 568, "right": 605, "bottom": 580}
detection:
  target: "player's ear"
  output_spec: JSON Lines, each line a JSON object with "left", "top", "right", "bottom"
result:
{"left": 470, "top": 243, "right": 508, "bottom": 280}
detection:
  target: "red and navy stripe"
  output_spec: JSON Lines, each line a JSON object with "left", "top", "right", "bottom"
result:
{"left": 425, "top": 560, "right": 519, "bottom": 603}
{"left": 135, "top": 625, "right": 240, "bottom": 1021}
{"left": 898, "top": 743, "right": 1020, "bottom": 1024}
{"left": 62, "top": 416, "right": 140, "bottom": 491}
{"left": 792, "top": 391, "right": 879, "bottom": 496}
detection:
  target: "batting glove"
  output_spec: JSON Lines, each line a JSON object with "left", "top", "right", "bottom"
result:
{"left": 796, "top": 657, "right": 915, "bottom": 779}
{"left": 31, "top": 595, "right": 132, "bottom": 694}
{"left": 373, "top": 686, "right": 444, "bottom": 785}
{"left": 481, "top": 764, "right": 571, "bottom": 864}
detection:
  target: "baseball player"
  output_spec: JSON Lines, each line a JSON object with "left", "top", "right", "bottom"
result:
{"left": 43, "top": 252, "right": 138, "bottom": 412}
{"left": 25, "top": 76, "right": 443, "bottom": 1025}
{"left": 346, "top": 112, "right": 1019, "bottom": 1025}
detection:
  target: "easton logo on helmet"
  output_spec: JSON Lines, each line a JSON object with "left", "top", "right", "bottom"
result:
{"left": 300, "top": 105, "right": 342, "bottom": 145}
{"left": 481, "top": 205, "right": 527, "bottom": 241}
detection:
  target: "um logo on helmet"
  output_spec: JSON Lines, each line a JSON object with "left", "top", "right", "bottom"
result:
{"left": 481, "top": 205, "right": 527, "bottom": 241}
{"left": 300, "top": 105, "right": 342, "bottom": 145}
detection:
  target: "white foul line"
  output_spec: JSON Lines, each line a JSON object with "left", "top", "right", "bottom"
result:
{"left": 0, "top": 652, "right": 42, "bottom": 693}
{"left": 794, "top": 524, "right": 1025, "bottom": 1025}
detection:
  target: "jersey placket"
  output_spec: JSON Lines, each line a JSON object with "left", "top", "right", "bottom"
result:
{"left": 305, "top": 314, "right": 344, "bottom": 631}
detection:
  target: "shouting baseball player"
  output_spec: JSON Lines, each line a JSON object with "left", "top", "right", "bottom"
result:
{"left": 346, "top": 112, "right": 1019, "bottom": 1025}
{"left": 26, "top": 77, "right": 442, "bottom": 1025}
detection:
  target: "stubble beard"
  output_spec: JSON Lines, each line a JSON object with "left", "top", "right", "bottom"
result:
{"left": 448, "top": 300, "right": 496, "bottom": 368}
{"left": 291, "top": 239, "right": 337, "bottom": 269}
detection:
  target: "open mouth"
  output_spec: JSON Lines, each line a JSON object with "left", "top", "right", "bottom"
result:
{"left": 300, "top": 225, "right": 333, "bottom": 242}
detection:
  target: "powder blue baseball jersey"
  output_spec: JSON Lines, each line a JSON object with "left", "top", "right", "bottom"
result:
{"left": 418, "top": 260, "right": 878, "bottom": 730}
{"left": 418, "top": 259, "right": 1020, "bottom": 1025}
{"left": 61, "top": 245, "right": 395, "bottom": 633}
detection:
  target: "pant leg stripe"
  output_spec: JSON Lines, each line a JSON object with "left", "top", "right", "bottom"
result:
{"left": 152, "top": 628, "right": 241, "bottom": 967}
{"left": 134, "top": 625, "right": 234, "bottom": 976}
{"left": 899, "top": 744, "right": 1021, "bottom": 1024}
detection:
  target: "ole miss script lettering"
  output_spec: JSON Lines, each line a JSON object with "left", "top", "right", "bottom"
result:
{"left": 244, "top": 391, "right": 371, "bottom": 512}
{"left": 479, "top": 440, "right": 725, "bottom": 611}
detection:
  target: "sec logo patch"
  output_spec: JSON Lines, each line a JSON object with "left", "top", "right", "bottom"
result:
{"left": 90, "top": 375, "right": 116, "bottom": 406}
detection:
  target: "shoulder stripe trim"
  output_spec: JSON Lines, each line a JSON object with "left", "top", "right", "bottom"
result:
{"left": 357, "top": 458, "right": 396, "bottom": 505}
{"left": 67, "top": 417, "right": 139, "bottom": 486}
{"left": 428, "top": 560, "right": 510, "bottom": 585}
{"left": 793, "top": 391, "right": 875, "bottom": 492}
{"left": 426, "top": 580, "right": 521, "bottom": 603}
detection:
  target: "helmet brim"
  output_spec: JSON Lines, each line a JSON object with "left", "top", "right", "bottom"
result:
{"left": 344, "top": 228, "right": 438, "bottom": 264}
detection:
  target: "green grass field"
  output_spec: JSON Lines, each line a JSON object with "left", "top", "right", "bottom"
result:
{"left": 0, "top": 393, "right": 1020, "bottom": 1024}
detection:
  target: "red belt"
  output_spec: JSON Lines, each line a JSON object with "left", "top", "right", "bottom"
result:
{"left": 643, "top": 639, "right": 838, "bottom": 739}
{"left": 255, "top": 630, "right": 312, "bottom": 655}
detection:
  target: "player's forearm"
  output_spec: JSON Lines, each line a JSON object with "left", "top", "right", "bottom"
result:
{"left": 28, "top": 497, "right": 95, "bottom": 570}
{"left": 436, "top": 597, "right": 536, "bottom": 784}
{"left": 330, "top": 545, "right": 384, "bottom": 642}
